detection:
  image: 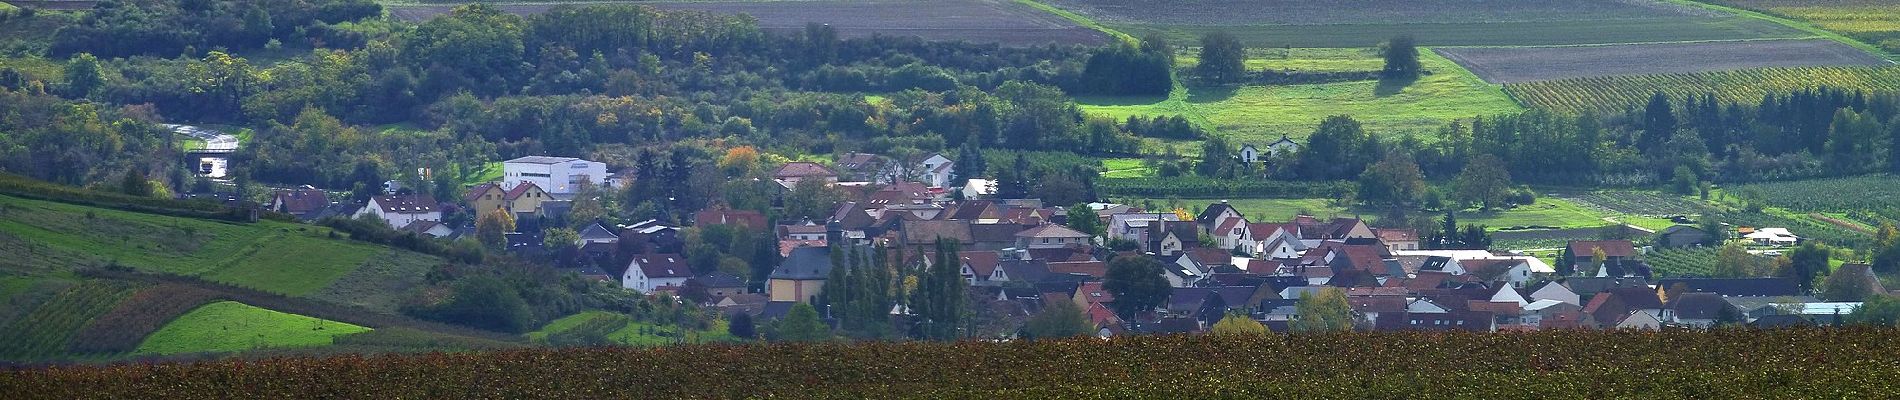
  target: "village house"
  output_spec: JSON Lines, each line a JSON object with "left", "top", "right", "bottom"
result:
{"left": 693, "top": 204, "right": 767, "bottom": 230}
{"left": 1015, "top": 224, "right": 1092, "bottom": 249}
{"left": 355, "top": 194, "right": 441, "bottom": 231}
{"left": 502, "top": 156, "right": 608, "bottom": 195}
{"left": 1742, "top": 227, "right": 1799, "bottom": 246}
{"left": 622, "top": 254, "right": 692, "bottom": 292}
{"left": 1373, "top": 228, "right": 1419, "bottom": 251}
{"left": 267, "top": 187, "right": 332, "bottom": 220}
{"left": 768, "top": 246, "right": 835, "bottom": 303}
{"left": 502, "top": 182, "right": 553, "bottom": 217}
{"left": 911, "top": 153, "right": 956, "bottom": 189}
{"left": 1568, "top": 240, "right": 1638, "bottom": 270}
{"left": 772, "top": 162, "right": 839, "bottom": 187}
{"left": 463, "top": 183, "right": 507, "bottom": 214}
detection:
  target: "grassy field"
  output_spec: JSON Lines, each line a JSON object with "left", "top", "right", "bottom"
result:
{"left": 1099, "top": 158, "right": 1155, "bottom": 178}
{"left": 1507, "top": 66, "right": 1900, "bottom": 113}
{"left": 0, "top": 195, "right": 407, "bottom": 296}
{"left": 134, "top": 301, "right": 370, "bottom": 356}
{"left": 1177, "top": 48, "right": 1386, "bottom": 72}
{"left": 0, "top": 57, "right": 62, "bottom": 82}
{"left": 1079, "top": 50, "right": 1521, "bottom": 144}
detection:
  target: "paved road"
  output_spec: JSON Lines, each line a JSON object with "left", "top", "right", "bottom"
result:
{"left": 165, "top": 124, "right": 238, "bottom": 152}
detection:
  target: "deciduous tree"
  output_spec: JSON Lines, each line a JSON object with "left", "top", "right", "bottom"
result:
{"left": 1104, "top": 256, "right": 1171, "bottom": 321}
{"left": 1209, "top": 312, "right": 1269, "bottom": 336}
{"left": 1356, "top": 151, "right": 1425, "bottom": 208}
{"left": 1454, "top": 154, "right": 1511, "bottom": 209}
{"left": 1024, "top": 299, "right": 1092, "bottom": 339}
{"left": 1292, "top": 287, "right": 1353, "bottom": 333}
{"left": 773, "top": 303, "right": 831, "bottom": 342}
{"left": 1195, "top": 32, "right": 1245, "bottom": 84}
{"left": 1380, "top": 35, "right": 1420, "bottom": 81}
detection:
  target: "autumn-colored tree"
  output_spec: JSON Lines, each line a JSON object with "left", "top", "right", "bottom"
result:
{"left": 1291, "top": 287, "right": 1353, "bottom": 333}
{"left": 476, "top": 208, "right": 515, "bottom": 249}
{"left": 1209, "top": 312, "right": 1269, "bottom": 336}
{"left": 718, "top": 146, "right": 762, "bottom": 177}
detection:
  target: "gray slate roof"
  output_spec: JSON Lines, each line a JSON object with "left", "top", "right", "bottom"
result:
{"left": 770, "top": 246, "right": 835, "bottom": 280}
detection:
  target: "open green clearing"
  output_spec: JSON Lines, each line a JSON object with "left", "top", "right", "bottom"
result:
{"left": 1079, "top": 50, "right": 1520, "bottom": 144}
{"left": 1099, "top": 158, "right": 1155, "bottom": 178}
{"left": 134, "top": 301, "right": 369, "bottom": 356}
{"left": 1177, "top": 48, "right": 1386, "bottom": 73}
{"left": 0, "top": 195, "right": 421, "bottom": 296}
{"left": 1040, "top": 0, "right": 1805, "bottom": 48}
{"left": 1507, "top": 66, "right": 1900, "bottom": 113}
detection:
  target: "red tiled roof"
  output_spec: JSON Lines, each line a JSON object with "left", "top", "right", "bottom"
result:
{"left": 1349, "top": 296, "right": 1407, "bottom": 314}
{"left": 273, "top": 188, "right": 329, "bottom": 215}
{"left": 1048, "top": 261, "right": 1107, "bottom": 278}
{"left": 462, "top": 183, "right": 501, "bottom": 204}
{"left": 504, "top": 182, "right": 543, "bottom": 201}
{"left": 959, "top": 251, "right": 1003, "bottom": 277}
{"left": 1216, "top": 217, "right": 1244, "bottom": 235}
{"left": 1077, "top": 281, "right": 1116, "bottom": 304}
{"left": 694, "top": 207, "right": 766, "bottom": 229}
{"left": 778, "top": 239, "right": 826, "bottom": 257}
{"left": 1375, "top": 228, "right": 1417, "bottom": 242}
{"left": 1569, "top": 240, "right": 1637, "bottom": 258}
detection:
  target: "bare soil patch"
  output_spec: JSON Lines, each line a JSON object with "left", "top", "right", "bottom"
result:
{"left": 1436, "top": 39, "right": 1890, "bottom": 84}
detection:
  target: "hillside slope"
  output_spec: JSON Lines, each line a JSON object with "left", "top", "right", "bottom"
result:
{"left": 0, "top": 185, "right": 517, "bottom": 363}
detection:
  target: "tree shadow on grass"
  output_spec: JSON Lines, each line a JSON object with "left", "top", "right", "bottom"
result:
{"left": 1185, "top": 85, "right": 1238, "bottom": 104}
{"left": 1373, "top": 74, "right": 1420, "bottom": 97}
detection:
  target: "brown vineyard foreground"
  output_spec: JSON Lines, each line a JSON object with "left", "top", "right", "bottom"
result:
{"left": 6, "top": 328, "right": 1900, "bottom": 398}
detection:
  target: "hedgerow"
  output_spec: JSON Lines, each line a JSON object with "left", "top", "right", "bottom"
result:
{"left": 8, "top": 329, "right": 1900, "bottom": 398}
